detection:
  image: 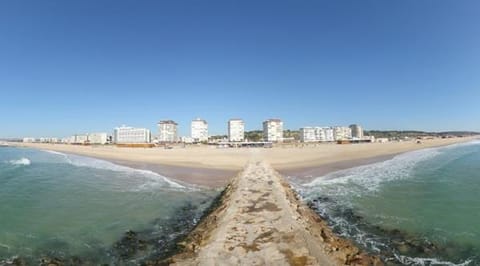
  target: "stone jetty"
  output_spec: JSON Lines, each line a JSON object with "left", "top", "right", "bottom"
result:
{"left": 164, "top": 161, "right": 382, "bottom": 266}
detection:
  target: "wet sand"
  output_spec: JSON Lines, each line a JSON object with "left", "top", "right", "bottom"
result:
{"left": 111, "top": 159, "right": 237, "bottom": 188}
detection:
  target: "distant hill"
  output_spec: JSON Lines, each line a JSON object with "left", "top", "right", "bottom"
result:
{"left": 364, "top": 130, "right": 480, "bottom": 139}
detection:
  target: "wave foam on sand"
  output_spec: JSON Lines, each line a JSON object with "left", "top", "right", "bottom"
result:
{"left": 42, "top": 150, "right": 186, "bottom": 190}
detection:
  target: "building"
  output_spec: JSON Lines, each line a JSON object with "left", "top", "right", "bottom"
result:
{"left": 191, "top": 118, "right": 208, "bottom": 142}
{"left": 23, "top": 137, "right": 36, "bottom": 143}
{"left": 157, "top": 120, "right": 178, "bottom": 143}
{"left": 228, "top": 119, "right": 245, "bottom": 142}
{"left": 349, "top": 124, "right": 364, "bottom": 139}
{"left": 113, "top": 126, "right": 151, "bottom": 144}
{"left": 263, "top": 119, "right": 283, "bottom": 142}
{"left": 333, "top": 126, "right": 352, "bottom": 141}
{"left": 318, "top": 127, "right": 335, "bottom": 142}
{"left": 300, "top": 127, "right": 335, "bottom": 142}
{"left": 70, "top": 134, "right": 88, "bottom": 144}
{"left": 88, "top": 132, "right": 108, "bottom": 144}
{"left": 300, "top": 127, "right": 316, "bottom": 142}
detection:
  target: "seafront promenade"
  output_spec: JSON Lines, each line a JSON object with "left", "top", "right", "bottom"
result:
{"left": 165, "top": 160, "right": 382, "bottom": 266}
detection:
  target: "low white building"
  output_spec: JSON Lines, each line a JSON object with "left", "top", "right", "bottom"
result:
{"left": 300, "top": 127, "right": 316, "bottom": 142}
{"left": 300, "top": 127, "right": 335, "bottom": 142}
{"left": 263, "top": 119, "right": 283, "bottom": 142}
{"left": 228, "top": 119, "right": 245, "bottom": 142}
{"left": 333, "top": 126, "right": 352, "bottom": 141}
{"left": 23, "top": 137, "right": 36, "bottom": 143}
{"left": 113, "top": 126, "right": 151, "bottom": 144}
{"left": 191, "top": 118, "right": 208, "bottom": 142}
{"left": 88, "top": 132, "right": 108, "bottom": 144}
{"left": 318, "top": 127, "right": 335, "bottom": 142}
{"left": 71, "top": 134, "right": 88, "bottom": 144}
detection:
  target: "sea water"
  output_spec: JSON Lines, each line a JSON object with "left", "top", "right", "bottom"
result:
{"left": 0, "top": 147, "right": 217, "bottom": 264}
{"left": 298, "top": 141, "right": 480, "bottom": 265}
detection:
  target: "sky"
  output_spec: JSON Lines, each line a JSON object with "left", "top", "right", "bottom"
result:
{"left": 1, "top": 0, "right": 479, "bottom": 138}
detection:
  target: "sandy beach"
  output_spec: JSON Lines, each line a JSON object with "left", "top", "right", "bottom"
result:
{"left": 12, "top": 137, "right": 477, "bottom": 187}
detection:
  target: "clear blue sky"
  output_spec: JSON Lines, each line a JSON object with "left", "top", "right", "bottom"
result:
{"left": 1, "top": 0, "right": 479, "bottom": 138}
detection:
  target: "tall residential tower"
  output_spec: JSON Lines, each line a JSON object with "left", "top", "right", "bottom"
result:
{"left": 191, "top": 118, "right": 208, "bottom": 142}
{"left": 228, "top": 119, "right": 245, "bottom": 142}
{"left": 157, "top": 120, "right": 178, "bottom": 142}
{"left": 263, "top": 119, "right": 283, "bottom": 142}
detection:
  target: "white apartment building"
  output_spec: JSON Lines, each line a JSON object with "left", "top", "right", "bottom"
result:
{"left": 88, "top": 132, "right": 108, "bottom": 144}
{"left": 263, "top": 119, "right": 283, "bottom": 142}
{"left": 191, "top": 118, "right": 208, "bottom": 142}
{"left": 157, "top": 120, "right": 178, "bottom": 143}
{"left": 320, "top": 127, "right": 335, "bottom": 142}
{"left": 349, "top": 124, "right": 364, "bottom": 139}
{"left": 113, "top": 126, "right": 151, "bottom": 144}
{"left": 70, "top": 134, "right": 88, "bottom": 144}
{"left": 22, "top": 137, "right": 36, "bottom": 143}
{"left": 333, "top": 126, "right": 352, "bottom": 141}
{"left": 300, "top": 127, "right": 335, "bottom": 142}
{"left": 228, "top": 119, "right": 245, "bottom": 142}
{"left": 300, "top": 127, "right": 316, "bottom": 142}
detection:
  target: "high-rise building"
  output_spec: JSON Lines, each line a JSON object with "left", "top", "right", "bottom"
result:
{"left": 333, "top": 126, "right": 352, "bottom": 141}
{"left": 191, "top": 118, "right": 208, "bottom": 142}
{"left": 349, "top": 124, "right": 364, "bottom": 139}
{"left": 113, "top": 126, "right": 151, "bottom": 144}
{"left": 228, "top": 119, "right": 245, "bottom": 142}
{"left": 263, "top": 119, "right": 283, "bottom": 142}
{"left": 158, "top": 120, "right": 178, "bottom": 142}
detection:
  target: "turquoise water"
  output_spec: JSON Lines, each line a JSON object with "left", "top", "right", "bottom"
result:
{"left": 300, "top": 141, "right": 480, "bottom": 265}
{"left": 0, "top": 147, "right": 217, "bottom": 264}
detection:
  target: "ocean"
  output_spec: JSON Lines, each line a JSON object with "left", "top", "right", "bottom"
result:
{"left": 0, "top": 147, "right": 218, "bottom": 264}
{"left": 298, "top": 141, "right": 480, "bottom": 265}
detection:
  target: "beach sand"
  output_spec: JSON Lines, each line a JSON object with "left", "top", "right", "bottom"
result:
{"left": 14, "top": 137, "right": 476, "bottom": 187}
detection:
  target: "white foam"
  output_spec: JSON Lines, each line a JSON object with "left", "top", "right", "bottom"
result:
{"left": 394, "top": 254, "right": 473, "bottom": 266}
{"left": 302, "top": 147, "right": 443, "bottom": 199}
{"left": 7, "top": 158, "right": 31, "bottom": 166}
{"left": 42, "top": 150, "right": 186, "bottom": 190}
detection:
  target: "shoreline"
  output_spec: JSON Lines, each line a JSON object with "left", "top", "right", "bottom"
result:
{"left": 5, "top": 138, "right": 478, "bottom": 264}
{"left": 9, "top": 137, "right": 477, "bottom": 189}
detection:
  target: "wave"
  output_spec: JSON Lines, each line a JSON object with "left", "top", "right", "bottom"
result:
{"left": 7, "top": 158, "right": 31, "bottom": 166}
{"left": 298, "top": 142, "right": 480, "bottom": 265}
{"left": 301, "top": 147, "right": 442, "bottom": 200}
{"left": 394, "top": 254, "right": 473, "bottom": 266}
{"left": 42, "top": 150, "right": 186, "bottom": 190}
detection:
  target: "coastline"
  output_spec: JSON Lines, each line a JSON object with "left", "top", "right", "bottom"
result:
{"left": 10, "top": 137, "right": 477, "bottom": 188}
{"left": 6, "top": 137, "right": 478, "bottom": 265}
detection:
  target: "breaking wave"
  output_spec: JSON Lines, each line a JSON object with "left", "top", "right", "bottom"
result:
{"left": 296, "top": 141, "right": 480, "bottom": 265}
{"left": 301, "top": 147, "right": 442, "bottom": 200}
{"left": 7, "top": 158, "right": 31, "bottom": 166}
{"left": 42, "top": 150, "right": 186, "bottom": 190}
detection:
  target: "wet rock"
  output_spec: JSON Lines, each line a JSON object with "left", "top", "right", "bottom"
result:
{"left": 39, "top": 257, "right": 63, "bottom": 266}
{"left": 0, "top": 256, "right": 27, "bottom": 266}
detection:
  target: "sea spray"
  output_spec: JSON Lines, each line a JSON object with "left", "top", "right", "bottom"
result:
{"left": 6, "top": 157, "right": 31, "bottom": 166}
